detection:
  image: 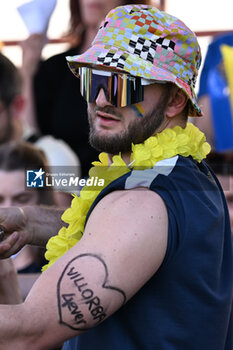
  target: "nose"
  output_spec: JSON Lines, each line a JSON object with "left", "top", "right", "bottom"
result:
{"left": 0, "top": 199, "right": 12, "bottom": 208}
{"left": 95, "top": 88, "right": 112, "bottom": 107}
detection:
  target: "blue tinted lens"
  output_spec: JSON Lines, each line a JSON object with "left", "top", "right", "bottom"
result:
{"left": 90, "top": 72, "right": 110, "bottom": 102}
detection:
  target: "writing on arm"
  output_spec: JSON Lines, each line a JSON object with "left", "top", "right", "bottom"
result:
{"left": 57, "top": 254, "right": 126, "bottom": 330}
{"left": 0, "top": 189, "right": 168, "bottom": 349}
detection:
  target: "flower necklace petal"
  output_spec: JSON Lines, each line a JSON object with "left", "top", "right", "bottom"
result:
{"left": 42, "top": 123, "right": 210, "bottom": 271}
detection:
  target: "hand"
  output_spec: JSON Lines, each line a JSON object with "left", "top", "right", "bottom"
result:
{"left": 0, "top": 207, "right": 29, "bottom": 259}
{"left": 0, "top": 258, "right": 22, "bottom": 304}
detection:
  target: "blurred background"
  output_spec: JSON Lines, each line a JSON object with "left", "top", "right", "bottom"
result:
{"left": 1, "top": 0, "right": 232, "bottom": 89}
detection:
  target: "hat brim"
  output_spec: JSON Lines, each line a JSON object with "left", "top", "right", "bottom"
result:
{"left": 66, "top": 43, "right": 202, "bottom": 117}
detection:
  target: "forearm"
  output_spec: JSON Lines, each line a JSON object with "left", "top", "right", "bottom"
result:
{"left": 20, "top": 72, "right": 40, "bottom": 132}
{"left": 0, "top": 282, "right": 22, "bottom": 305}
{"left": 20, "top": 33, "right": 44, "bottom": 132}
{"left": 18, "top": 273, "right": 40, "bottom": 300}
{"left": 0, "top": 241, "right": 125, "bottom": 349}
{"left": 0, "top": 259, "right": 22, "bottom": 304}
{"left": 0, "top": 303, "right": 51, "bottom": 350}
{"left": 0, "top": 270, "right": 68, "bottom": 350}
{"left": 0, "top": 205, "right": 67, "bottom": 259}
{"left": 23, "top": 205, "right": 66, "bottom": 246}
{"left": 0, "top": 261, "right": 81, "bottom": 350}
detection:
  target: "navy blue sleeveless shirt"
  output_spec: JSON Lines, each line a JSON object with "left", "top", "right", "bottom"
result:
{"left": 63, "top": 156, "right": 233, "bottom": 350}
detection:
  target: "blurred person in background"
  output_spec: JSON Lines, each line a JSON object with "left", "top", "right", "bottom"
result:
{"left": 0, "top": 52, "right": 80, "bottom": 207}
{"left": 193, "top": 34, "right": 233, "bottom": 235}
{"left": 0, "top": 141, "right": 55, "bottom": 300}
{"left": 21, "top": 0, "right": 150, "bottom": 177}
{"left": 193, "top": 33, "right": 233, "bottom": 152}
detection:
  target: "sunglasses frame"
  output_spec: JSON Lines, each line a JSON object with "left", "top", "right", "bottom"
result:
{"left": 78, "top": 67, "right": 144, "bottom": 107}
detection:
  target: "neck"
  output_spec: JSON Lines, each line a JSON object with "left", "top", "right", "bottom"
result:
{"left": 109, "top": 119, "right": 188, "bottom": 166}
{"left": 108, "top": 151, "right": 132, "bottom": 165}
{"left": 156, "top": 114, "right": 187, "bottom": 134}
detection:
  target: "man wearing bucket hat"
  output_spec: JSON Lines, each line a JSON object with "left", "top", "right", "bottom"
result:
{"left": 0, "top": 4, "right": 232, "bottom": 350}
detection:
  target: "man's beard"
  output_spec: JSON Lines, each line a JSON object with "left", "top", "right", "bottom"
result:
{"left": 88, "top": 88, "right": 171, "bottom": 154}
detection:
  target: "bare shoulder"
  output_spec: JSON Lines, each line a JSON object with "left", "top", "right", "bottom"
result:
{"left": 86, "top": 187, "right": 168, "bottom": 228}
{"left": 83, "top": 188, "right": 168, "bottom": 290}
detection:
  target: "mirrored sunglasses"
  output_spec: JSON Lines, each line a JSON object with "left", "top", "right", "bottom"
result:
{"left": 78, "top": 67, "right": 145, "bottom": 107}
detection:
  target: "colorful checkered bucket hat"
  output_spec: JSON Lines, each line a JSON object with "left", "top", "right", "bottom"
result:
{"left": 66, "top": 4, "right": 202, "bottom": 117}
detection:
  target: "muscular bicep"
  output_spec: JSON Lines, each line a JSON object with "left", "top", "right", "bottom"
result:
{"left": 82, "top": 189, "right": 168, "bottom": 300}
{"left": 22, "top": 189, "right": 168, "bottom": 348}
{"left": 55, "top": 189, "right": 168, "bottom": 329}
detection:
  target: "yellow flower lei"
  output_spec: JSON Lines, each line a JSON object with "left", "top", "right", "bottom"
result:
{"left": 42, "top": 123, "right": 211, "bottom": 271}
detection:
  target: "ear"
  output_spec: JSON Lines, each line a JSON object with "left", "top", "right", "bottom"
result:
{"left": 9, "top": 95, "right": 25, "bottom": 120}
{"left": 165, "top": 87, "right": 188, "bottom": 118}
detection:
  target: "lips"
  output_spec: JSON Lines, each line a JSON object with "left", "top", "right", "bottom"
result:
{"left": 96, "top": 111, "right": 120, "bottom": 122}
